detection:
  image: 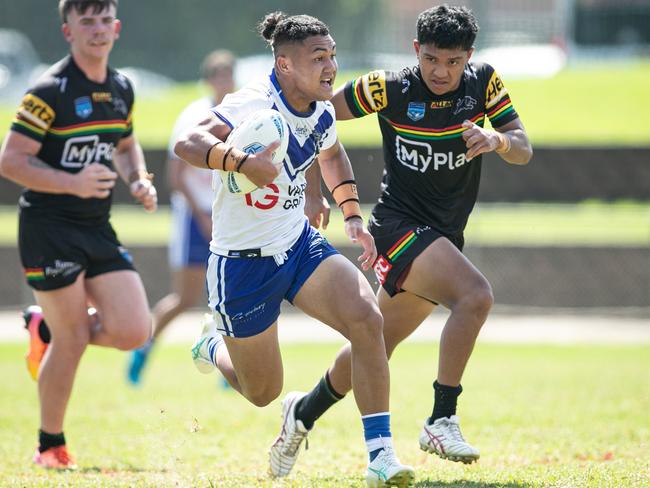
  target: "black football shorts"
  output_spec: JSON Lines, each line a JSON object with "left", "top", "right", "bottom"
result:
{"left": 369, "top": 215, "right": 464, "bottom": 297}
{"left": 19, "top": 212, "right": 135, "bottom": 291}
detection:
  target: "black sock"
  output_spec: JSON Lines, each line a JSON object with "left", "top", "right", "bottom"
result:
{"left": 39, "top": 319, "right": 51, "bottom": 344}
{"left": 38, "top": 429, "right": 65, "bottom": 452}
{"left": 295, "top": 372, "right": 345, "bottom": 430}
{"left": 429, "top": 380, "right": 463, "bottom": 423}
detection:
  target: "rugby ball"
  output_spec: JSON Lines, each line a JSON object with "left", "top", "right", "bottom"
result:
{"left": 220, "top": 109, "right": 289, "bottom": 194}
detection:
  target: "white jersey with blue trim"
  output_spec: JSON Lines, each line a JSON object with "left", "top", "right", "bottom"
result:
{"left": 209, "top": 70, "right": 337, "bottom": 257}
{"left": 168, "top": 97, "right": 216, "bottom": 212}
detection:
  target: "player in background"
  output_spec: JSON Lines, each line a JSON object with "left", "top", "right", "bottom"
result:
{"left": 299, "top": 4, "right": 533, "bottom": 465}
{"left": 0, "top": 0, "right": 157, "bottom": 469}
{"left": 127, "top": 50, "right": 236, "bottom": 385}
{"left": 174, "top": 12, "right": 415, "bottom": 487}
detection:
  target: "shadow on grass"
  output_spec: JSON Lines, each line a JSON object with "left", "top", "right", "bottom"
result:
{"left": 415, "top": 481, "right": 533, "bottom": 488}
{"left": 75, "top": 465, "right": 165, "bottom": 475}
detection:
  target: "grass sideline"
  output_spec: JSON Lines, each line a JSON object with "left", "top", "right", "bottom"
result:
{"left": 1, "top": 342, "right": 648, "bottom": 487}
{"left": 0, "top": 202, "right": 647, "bottom": 247}
{"left": 1, "top": 63, "right": 650, "bottom": 148}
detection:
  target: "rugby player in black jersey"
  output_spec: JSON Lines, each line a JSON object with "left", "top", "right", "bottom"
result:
{"left": 0, "top": 0, "right": 157, "bottom": 469}
{"left": 296, "top": 5, "right": 532, "bottom": 466}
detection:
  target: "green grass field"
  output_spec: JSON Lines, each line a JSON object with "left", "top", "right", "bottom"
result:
{"left": 1, "top": 63, "right": 650, "bottom": 148}
{"left": 0, "top": 201, "right": 647, "bottom": 247}
{"left": 1, "top": 341, "right": 648, "bottom": 487}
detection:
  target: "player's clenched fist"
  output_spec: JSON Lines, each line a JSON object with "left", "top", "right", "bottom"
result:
{"left": 462, "top": 120, "right": 510, "bottom": 161}
{"left": 72, "top": 163, "right": 117, "bottom": 199}
{"left": 130, "top": 177, "right": 158, "bottom": 213}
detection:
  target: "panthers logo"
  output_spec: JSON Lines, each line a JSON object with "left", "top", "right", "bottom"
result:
{"left": 453, "top": 96, "right": 477, "bottom": 115}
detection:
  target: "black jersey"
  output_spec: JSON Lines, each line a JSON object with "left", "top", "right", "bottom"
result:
{"left": 343, "top": 62, "right": 519, "bottom": 236}
{"left": 10, "top": 55, "right": 134, "bottom": 223}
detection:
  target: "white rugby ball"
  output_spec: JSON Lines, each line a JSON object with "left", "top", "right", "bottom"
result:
{"left": 220, "top": 109, "right": 289, "bottom": 194}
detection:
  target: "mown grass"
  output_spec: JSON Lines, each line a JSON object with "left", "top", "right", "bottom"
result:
{"left": 1, "top": 63, "right": 650, "bottom": 148}
{"left": 0, "top": 201, "right": 647, "bottom": 247}
{"left": 1, "top": 341, "right": 648, "bottom": 487}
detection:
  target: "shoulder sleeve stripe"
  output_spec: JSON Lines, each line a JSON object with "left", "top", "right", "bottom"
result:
{"left": 352, "top": 79, "right": 373, "bottom": 115}
{"left": 489, "top": 105, "right": 515, "bottom": 123}
{"left": 11, "top": 118, "right": 46, "bottom": 141}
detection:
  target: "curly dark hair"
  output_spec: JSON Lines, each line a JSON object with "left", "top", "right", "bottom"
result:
{"left": 258, "top": 11, "right": 330, "bottom": 52}
{"left": 59, "top": 0, "right": 118, "bottom": 22}
{"left": 416, "top": 5, "right": 478, "bottom": 51}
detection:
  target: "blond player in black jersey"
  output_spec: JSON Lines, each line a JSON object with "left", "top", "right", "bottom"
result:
{"left": 295, "top": 4, "right": 533, "bottom": 468}
{"left": 0, "top": 0, "right": 156, "bottom": 469}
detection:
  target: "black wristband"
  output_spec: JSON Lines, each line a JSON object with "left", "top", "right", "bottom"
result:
{"left": 205, "top": 143, "right": 220, "bottom": 169}
{"left": 337, "top": 197, "right": 360, "bottom": 208}
{"left": 222, "top": 146, "right": 234, "bottom": 171}
{"left": 331, "top": 179, "right": 356, "bottom": 194}
{"left": 235, "top": 153, "right": 250, "bottom": 173}
{"left": 344, "top": 214, "right": 363, "bottom": 222}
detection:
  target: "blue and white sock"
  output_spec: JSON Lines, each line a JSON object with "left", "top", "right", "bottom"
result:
{"left": 362, "top": 412, "right": 393, "bottom": 461}
{"left": 206, "top": 334, "right": 225, "bottom": 367}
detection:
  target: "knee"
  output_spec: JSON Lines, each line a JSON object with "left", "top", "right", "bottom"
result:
{"left": 111, "top": 319, "right": 152, "bottom": 351}
{"left": 459, "top": 279, "right": 494, "bottom": 320}
{"left": 245, "top": 383, "right": 282, "bottom": 408}
{"left": 346, "top": 302, "right": 384, "bottom": 344}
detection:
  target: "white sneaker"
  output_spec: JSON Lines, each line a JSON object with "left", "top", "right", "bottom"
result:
{"left": 366, "top": 446, "right": 415, "bottom": 487}
{"left": 191, "top": 314, "right": 222, "bottom": 374}
{"left": 419, "top": 415, "right": 480, "bottom": 463}
{"left": 268, "top": 391, "right": 309, "bottom": 477}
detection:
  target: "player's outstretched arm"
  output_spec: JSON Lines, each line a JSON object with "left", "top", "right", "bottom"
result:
{"left": 462, "top": 118, "right": 532, "bottom": 165}
{"left": 317, "top": 140, "right": 377, "bottom": 270}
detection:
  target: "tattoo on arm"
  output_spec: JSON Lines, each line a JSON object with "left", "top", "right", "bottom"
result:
{"left": 27, "top": 155, "right": 50, "bottom": 169}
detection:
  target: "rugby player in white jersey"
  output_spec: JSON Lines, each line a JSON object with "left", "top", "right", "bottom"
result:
{"left": 174, "top": 12, "right": 415, "bottom": 488}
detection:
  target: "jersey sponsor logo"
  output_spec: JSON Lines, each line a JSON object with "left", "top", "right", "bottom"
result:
{"left": 74, "top": 96, "right": 93, "bottom": 118}
{"left": 485, "top": 71, "right": 508, "bottom": 108}
{"left": 60, "top": 135, "right": 115, "bottom": 168}
{"left": 361, "top": 70, "right": 387, "bottom": 111}
{"left": 395, "top": 136, "right": 469, "bottom": 172}
{"left": 17, "top": 94, "right": 55, "bottom": 130}
{"left": 407, "top": 102, "right": 426, "bottom": 121}
{"left": 283, "top": 182, "right": 306, "bottom": 210}
{"left": 401, "top": 78, "right": 410, "bottom": 94}
{"left": 245, "top": 183, "right": 280, "bottom": 210}
{"left": 430, "top": 100, "right": 452, "bottom": 109}
{"left": 92, "top": 92, "right": 113, "bottom": 102}
{"left": 373, "top": 255, "right": 392, "bottom": 285}
{"left": 453, "top": 96, "right": 477, "bottom": 115}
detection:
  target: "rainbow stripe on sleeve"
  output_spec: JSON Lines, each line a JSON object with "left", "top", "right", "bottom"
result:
{"left": 487, "top": 97, "right": 514, "bottom": 123}
{"left": 350, "top": 78, "right": 374, "bottom": 116}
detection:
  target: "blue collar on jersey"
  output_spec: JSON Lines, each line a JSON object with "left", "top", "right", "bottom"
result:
{"left": 270, "top": 69, "right": 317, "bottom": 118}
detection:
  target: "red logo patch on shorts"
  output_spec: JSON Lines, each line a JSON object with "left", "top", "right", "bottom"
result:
{"left": 373, "top": 255, "right": 392, "bottom": 284}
